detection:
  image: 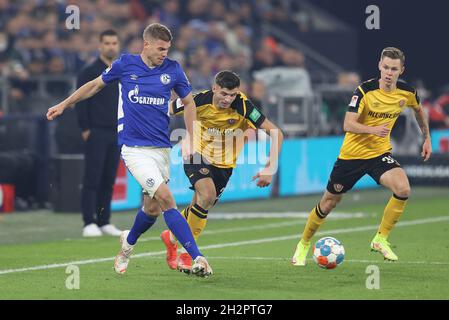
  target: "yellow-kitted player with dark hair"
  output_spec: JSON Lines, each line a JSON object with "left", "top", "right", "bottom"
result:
{"left": 161, "top": 70, "right": 284, "bottom": 273}
{"left": 292, "top": 47, "right": 432, "bottom": 266}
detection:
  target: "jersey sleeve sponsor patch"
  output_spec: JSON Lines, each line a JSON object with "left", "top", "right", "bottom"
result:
{"left": 244, "top": 99, "right": 266, "bottom": 127}
{"left": 249, "top": 108, "right": 262, "bottom": 122}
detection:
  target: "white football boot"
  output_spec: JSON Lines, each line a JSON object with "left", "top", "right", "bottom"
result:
{"left": 191, "top": 256, "right": 213, "bottom": 278}
{"left": 114, "top": 230, "right": 134, "bottom": 274}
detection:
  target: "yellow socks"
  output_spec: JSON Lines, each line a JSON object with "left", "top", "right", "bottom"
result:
{"left": 171, "top": 204, "right": 208, "bottom": 243}
{"left": 188, "top": 204, "right": 208, "bottom": 240}
{"left": 301, "top": 204, "right": 327, "bottom": 244}
{"left": 180, "top": 206, "right": 190, "bottom": 220}
{"left": 377, "top": 194, "right": 408, "bottom": 238}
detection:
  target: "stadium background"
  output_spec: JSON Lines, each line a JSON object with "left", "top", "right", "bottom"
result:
{"left": 1, "top": 0, "right": 448, "bottom": 211}
{"left": 0, "top": 0, "right": 448, "bottom": 301}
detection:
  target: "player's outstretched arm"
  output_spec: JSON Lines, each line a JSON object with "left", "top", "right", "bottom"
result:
{"left": 413, "top": 105, "right": 432, "bottom": 161}
{"left": 46, "top": 75, "right": 106, "bottom": 121}
{"left": 252, "top": 118, "right": 284, "bottom": 188}
{"left": 343, "top": 112, "right": 390, "bottom": 137}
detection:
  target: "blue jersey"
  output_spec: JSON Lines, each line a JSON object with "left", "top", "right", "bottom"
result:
{"left": 101, "top": 54, "right": 192, "bottom": 147}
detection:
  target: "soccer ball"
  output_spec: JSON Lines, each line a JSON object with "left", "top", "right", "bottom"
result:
{"left": 312, "top": 237, "right": 345, "bottom": 269}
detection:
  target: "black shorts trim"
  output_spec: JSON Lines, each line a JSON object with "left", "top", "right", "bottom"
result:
{"left": 326, "top": 152, "right": 401, "bottom": 194}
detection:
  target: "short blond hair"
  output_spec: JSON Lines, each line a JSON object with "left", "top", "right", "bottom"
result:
{"left": 143, "top": 23, "right": 172, "bottom": 42}
{"left": 381, "top": 47, "right": 405, "bottom": 65}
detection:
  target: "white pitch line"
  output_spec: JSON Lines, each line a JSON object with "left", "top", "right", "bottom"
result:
{"left": 1, "top": 215, "right": 449, "bottom": 275}
{"left": 0, "top": 251, "right": 167, "bottom": 276}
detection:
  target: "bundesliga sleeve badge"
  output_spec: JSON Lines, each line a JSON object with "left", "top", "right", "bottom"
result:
{"left": 349, "top": 95, "right": 359, "bottom": 107}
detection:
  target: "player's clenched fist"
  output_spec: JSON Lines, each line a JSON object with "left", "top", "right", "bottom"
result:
{"left": 371, "top": 123, "right": 390, "bottom": 138}
{"left": 46, "top": 103, "right": 66, "bottom": 120}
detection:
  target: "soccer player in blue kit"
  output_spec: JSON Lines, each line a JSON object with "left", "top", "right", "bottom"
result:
{"left": 46, "top": 23, "right": 213, "bottom": 277}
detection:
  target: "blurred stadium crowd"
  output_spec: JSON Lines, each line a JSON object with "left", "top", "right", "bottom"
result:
{"left": 0, "top": 0, "right": 318, "bottom": 209}
{"left": 0, "top": 0, "right": 308, "bottom": 114}
{"left": 1, "top": 0, "right": 448, "bottom": 128}
{"left": 0, "top": 0, "right": 448, "bottom": 211}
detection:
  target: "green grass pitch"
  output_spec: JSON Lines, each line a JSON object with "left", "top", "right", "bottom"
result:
{"left": 0, "top": 187, "right": 448, "bottom": 300}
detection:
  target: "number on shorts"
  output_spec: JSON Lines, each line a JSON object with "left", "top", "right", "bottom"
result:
{"left": 382, "top": 155, "right": 396, "bottom": 164}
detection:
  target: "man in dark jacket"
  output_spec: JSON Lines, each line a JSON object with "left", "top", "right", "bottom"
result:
{"left": 75, "top": 30, "right": 122, "bottom": 237}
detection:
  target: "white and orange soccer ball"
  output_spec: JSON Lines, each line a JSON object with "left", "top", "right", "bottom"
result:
{"left": 312, "top": 237, "right": 345, "bottom": 269}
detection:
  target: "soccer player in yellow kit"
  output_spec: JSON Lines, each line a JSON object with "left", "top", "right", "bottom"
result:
{"left": 161, "top": 70, "right": 284, "bottom": 272}
{"left": 292, "top": 47, "right": 432, "bottom": 265}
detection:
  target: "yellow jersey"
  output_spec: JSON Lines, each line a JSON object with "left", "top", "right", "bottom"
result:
{"left": 172, "top": 90, "right": 266, "bottom": 168}
{"left": 339, "top": 78, "right": 420, "bottom": 160}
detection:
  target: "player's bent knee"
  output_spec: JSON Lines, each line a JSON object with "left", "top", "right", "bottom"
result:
{"left": 196, "top": 189, "right": 216, "bottom": 210}
{"left": 143, "top": 206, "right": 161, "bottom": 218}
{"left": 321, "top": 202, "right": 336, "bottom": 214}
{"left": 394, "top": 185, "right": 411, "bottom": 198}
{"left": 156, "top": 194, "right": 176, "bottom": 211}
{"left": 154, "top": 186, "right": 176, "bottom": 210}
{"left": 143, "top": 209, "right": 160, "bottom": 218}
{"left": 147, "top": 211, "right": 161, "bottom": 218}
{"left": 321, "top": 195, "right": 342, "bottom": 214}
{"left": 197, "top": 194, "right": 215, "bottom": 210}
